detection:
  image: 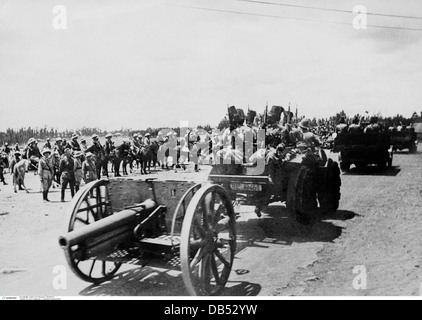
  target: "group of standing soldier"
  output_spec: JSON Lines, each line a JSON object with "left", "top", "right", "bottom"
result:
{"left": 0, "top": 134, "right": 111, "bottom": 202}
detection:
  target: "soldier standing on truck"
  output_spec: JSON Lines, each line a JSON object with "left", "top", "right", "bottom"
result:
{"left": 296, "top": 119, "right": 322, "bottom": 152}
{"left": 336, "top": 117, "right": 348, "bottom": 134}
{"left": 364, "top": 117, "right": 381, "bottom": 134}
{"left": 348, "top": 116, "right": 364, "bottom": 134}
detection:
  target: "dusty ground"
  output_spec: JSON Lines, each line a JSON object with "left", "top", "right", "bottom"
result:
{"left": 0, "top": 147, "right": 421, "bottom": 298}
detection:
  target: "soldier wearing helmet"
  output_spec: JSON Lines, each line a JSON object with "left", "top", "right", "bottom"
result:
{"left": 38, "top": 148, "right": 54, "bottom": 202}
{"left": 296, "top": 118, "right": 321, "bottom": 152}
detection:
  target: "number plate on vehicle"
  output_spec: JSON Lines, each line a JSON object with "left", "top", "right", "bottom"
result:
{"left": 230, "top": 183, "right": 262, "bottom": 192}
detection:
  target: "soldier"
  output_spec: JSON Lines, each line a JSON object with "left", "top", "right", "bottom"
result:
{"left": 82, "top": 152, "right": 97, "bottom": 185}
{"left": 264, "top": 106, "right": 285, "bottom": 149}
{"left": 54, "top": 137, "right": 65, "bottom": 156}
{"left": 104, "top": 133, "right": 115, "bottom": 156}
{"left": 80, "top": 138, "right": 88, "bottom": 152}
{"left": 336, "top": 117, "right": 348, "bottom": 134}
{"left": 86, "top": 134, "right": 107, "bottom": 178}
{"left": 59, "top": 148, "right": 76, "bottom": 202}
{"left": 70, "top": 134, "right": 81, "bottom": 152}
{"left": 13, "top": 143, "right": 20, "bottom": 153}
{"left": 73, "top": 151, "right": 84, "bottom": 193}
{"left": 104, "top": 133, "right": 115, "bottom": 172}
{"left": 143, "top": 133, "right": 151, "bottom": 146}
{"left": 349, "top": 116, "right": 363, "bottom": 134}
{"left": 296, "top": 118, "right": 321, "bottom": 152}
{"left": 43, "top": 138, "right": 52, "bottom": 150}
{"left": 364, "top": 117, "right": 380, "bottom": 134}
{"left": 25, "top": 138, "right": 41, "bottom": 160}
{"left": 2, "top": 142, "right": 11, "bottom": 155}
{"left": 9, "top": 151, "right": 21, "bottom": 176}
{"left": 62, "top": 138, "right": 72, "bottom": 150}
{"left": 132, "top": 133, "right": 141, "bottom": 149}
{"left": 222, "top": 106, "right": 245, "bottom": 149}
{"left": 38, "top": 148, "right": 54, "bottom": 202}
{"left": 0, "top": 152, "right": 7, "bottom": 186}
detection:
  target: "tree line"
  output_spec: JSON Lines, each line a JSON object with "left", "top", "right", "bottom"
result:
{"left": 1, "top": 111, "right": 421, "bottom": 146}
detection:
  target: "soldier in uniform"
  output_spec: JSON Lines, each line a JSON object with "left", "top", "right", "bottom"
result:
{"left": 336, "top": 117, "right": 348, "bottom": 134}
{"left": 104, "top": 133, "right": 115, "bottom": 172}
{"left": 264, "top": 106, "right": 285, "bottom": 147}
{"left": 59, "top": 148, "right": 76, "bottom": 202}
{"left": 2, "top": 142, "right": 11, "bottom": 155}
{"left": 80, "top": 138, "right": 88, "bottom": 152}
{"left": 38, "top": 148, "right": 54, "bottom": 202}
{"left": 73, "top": 151, "right": 84, "bottom": 193}
{"left": 0, "top": 152, "right": 7, "bottom": 186}
{"left": 348, "top": 116, "right": 363, "bottom": 133}
{"left": 70, "top": 134, "right": 81, "bottom": 152}
{"left": 43, "top": 138, "right": 52, "bottom": 150}
{"left": 82, "top": 152, "right": 98, "bottom": 185}
{"left": 131, "top": 134, "right": 140, "bottom": 149}
{"left": 86, "top": 134, "right": 107, "bottom": 178}
{"left": 55, "top": 137, "right": 65, "bottom": 156}
{"left": 296, "top": 118, "right": 322, "bottom": 152}
{"left": 364, "top": 117, "right": 380, "bottom": 134}
{"left": 143, "top": 133, "right": 151, "bottom": 146}
{"left": 62, "top": 138, "right": 71, "bottom": 150}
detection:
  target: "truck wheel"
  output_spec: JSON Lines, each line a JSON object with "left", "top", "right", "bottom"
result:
{"left": 318, "top": 160, "right": 341, "bottom": 217}
{"left": 340, "top": 161, "right": 350, "bottom": 172}
{"left": 287, "top": 166, "right": 318, "bottom": 227}
{"left": 409, "top": 143, "right": 417, "bottom": 154}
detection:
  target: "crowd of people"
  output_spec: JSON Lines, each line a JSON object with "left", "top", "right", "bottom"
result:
{"left": 0, "top": 134, "right": 116, "bottom": 202}
{"left": 1, "top": 107, "right": 417, "bottom": 202}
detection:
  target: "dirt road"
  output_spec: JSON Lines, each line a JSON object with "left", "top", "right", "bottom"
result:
{"left": 0, "top": 147, "right": 421, "bottom": 297}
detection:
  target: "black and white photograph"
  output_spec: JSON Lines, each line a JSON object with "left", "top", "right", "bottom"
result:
{"left": 0, "top": 0, "right": 422, "bottom": 302}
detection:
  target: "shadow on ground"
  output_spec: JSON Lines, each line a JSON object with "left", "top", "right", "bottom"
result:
{"left": 342, "top": 166, "right": 401, "bottom": 177}
{"left": 78, "top": 204, "right": 357, "bottom": 297}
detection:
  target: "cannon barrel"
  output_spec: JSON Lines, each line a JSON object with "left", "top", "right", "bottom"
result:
{"left": 59, "top": 199, "right": 157, "bottom": 261}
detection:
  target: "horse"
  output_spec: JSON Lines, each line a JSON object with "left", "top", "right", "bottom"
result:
{"left": 113, "top": 142, "right": 132, "bottom": 177}
{"left": 139, "top": 141, "right": 160, "bottom": 174}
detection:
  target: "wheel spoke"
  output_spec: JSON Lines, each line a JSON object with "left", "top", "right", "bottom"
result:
{"left": 210, "top": 253, "right": 221, "bottom": 285}
{"left": 192, "top": 215, "right": 207, "bottom": 239}
{"left": 75, "top": 216, "right": 89, "bottom": 225}
{"left": 201, "top": 197, "right": 212, "bottom": 230}
{"left": 214, "top": 250, "right": 230, "bottom": 268}
{"left": 215, "top": 216, "right": 231, "bottom": 233}
{"left": 102, "top": 261, "right": 106, "bottom": 276}
{"left": 190, "top": 247, "right": 207, "bottom": 270}
{"left": 89, "top": 260, "right": 96, "bottom": 278}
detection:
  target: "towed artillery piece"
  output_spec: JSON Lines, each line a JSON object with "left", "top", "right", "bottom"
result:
{"left": 59, "top": 147, "right": 341, "bottom": 295}
{"left": 333, "top": 132, "right": 393, "bottom": 172}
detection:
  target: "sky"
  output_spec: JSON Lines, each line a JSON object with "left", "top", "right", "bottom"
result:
{"left": 0, "top": 0, "right": 422, "bottom": 131}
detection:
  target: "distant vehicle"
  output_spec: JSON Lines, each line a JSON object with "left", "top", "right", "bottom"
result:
{"left": 389, "top": 129, "right": 418, "bottom": 153}
{"left": 333, "top": 132, "right": 393, "bottom": 172}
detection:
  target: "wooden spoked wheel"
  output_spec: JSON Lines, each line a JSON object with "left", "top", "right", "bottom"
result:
{"left": 180, "top": 185, "right": 236, "bottom": 296}
{"left": 171, "top": 184, "right": 202, "bottom": 245}
{"left": 63, "top": 179, "right": 122, "bottom": 284}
